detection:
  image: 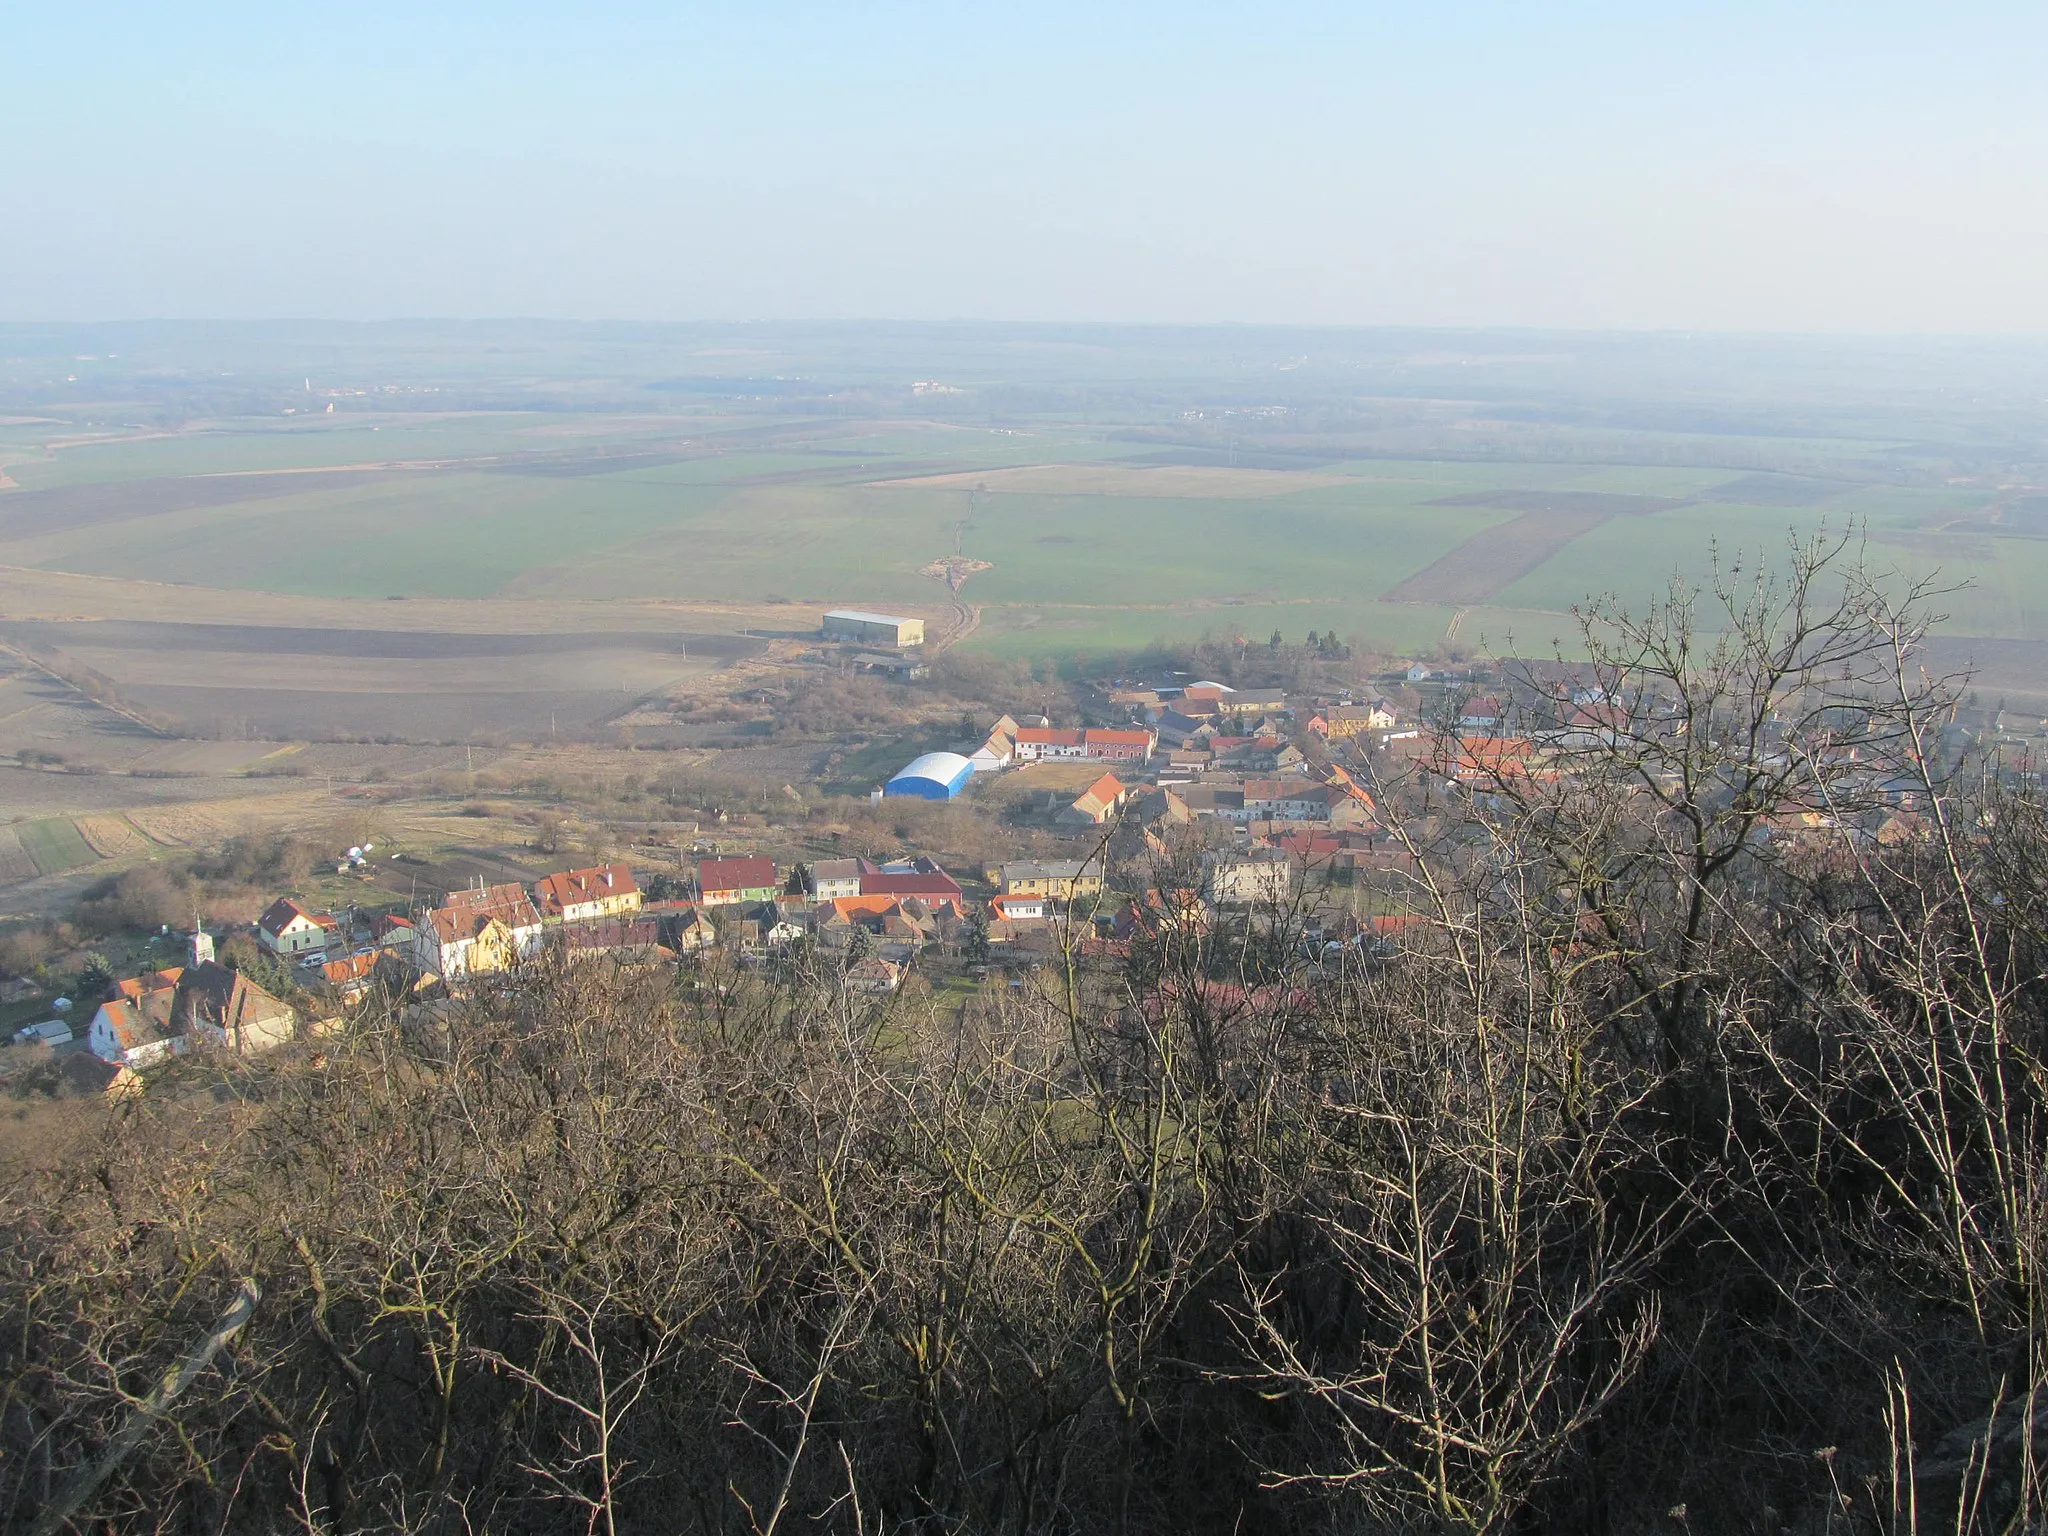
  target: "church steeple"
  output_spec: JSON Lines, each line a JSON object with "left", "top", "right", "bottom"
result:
{"left": 190, "top": 920, "right": 214, "bottom": 968}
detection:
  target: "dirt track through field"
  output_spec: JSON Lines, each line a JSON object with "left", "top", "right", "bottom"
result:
{"left": 1385, "top": 510, "right": 1614, "bottom": 604}
{"left": 1387, "top": 488, "right": 1686, "bottom": 605}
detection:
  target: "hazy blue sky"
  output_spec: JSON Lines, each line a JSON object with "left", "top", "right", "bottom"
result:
{"left": 5, "top": 2, "right": 2045, "bottom": 330}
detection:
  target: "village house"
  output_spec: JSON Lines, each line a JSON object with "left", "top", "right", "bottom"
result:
{"left": 257, "top": 897, "right": 336, "bottom": 958}
{"left": 697, "top": 855, "right": 779, "bottom": 906}
{"left": 179, "top": 961, "right": 298, "bottom": 1055}
{"left": 815, "top": 902, "right": 866, "bottom": 950}
{"left": 1012, "top": 726, "right": 1154, "bottom": 764}
{"left": 1214, "top": 687, "right": 1290, "bottom": 717}
{"left": 556, "top": 916, "right": 672, "bottom": 964}
{"left": 1203, "top": 848, "right": 1299, "bottom": 905}
{"left": 415, "top": 883, "right": 545, "bottom": 979}
{"left": 532, "top": 863, "right": 642, "bottom": 923}
{"left": 1213, "top": 736, "right": 1302, "bottom": 773}
{"left": 1241, "top": 778, "right": 1376, "bottom": 828}
{"left": 860, "top": 856, "right": 964, "bottom": 905}
{"left": 968, "top": 714, "right": 1020, "bottom": 772}
{"left": 89, "top": 940, "right": 297, "bottom": 1066}
{"left": 989, "top": 893, "right": 1049, "bottom": 923}
{"left": 1176, "top": 783, "right": 1246, "bottom": 820}
{"left": 1458, "top": 695, "right": 1505, "bottom": 731}
{"left": 1433, "top": 735, "right": 1542, "bottom": 784}
{"left": 320, "top": 951, "right": 381, "bottom": 1002}
{"left": 998, "top": 857, "right": 1107, "bottom": 902}
{"left": 1125, "top": 785, "right": 1192, "bottom": 827}
{"left": 807, "top": 857, "right": 874, "bottom": 900}
{"left": 820, "top": 888, "right": 965, "bottom": 950}
{"left": 665, "top": 907, "right": 720, "bottom": 953}
{"left": 1151, "top": 710, "right": 1215, "bottom": 748}
{"left": 721, "top": 899, "right": 809, "bottom": 953}
{"left": 845, "top": 956, "right": 905, "bottom": 994}
{"left": 1057, "top": 772, "right": 1129, "bottom": 827}
{"left": 87, "top": 975, "right": 181, "bottom": 1069}
{"left": 1309, "top": 699, "right": 1398, "bottom": 738}
{"left": 370, "top": 913, "right": 414, "bottom": 951}
{"left": 756, "top": 907, "right": 811, "bottom": 949}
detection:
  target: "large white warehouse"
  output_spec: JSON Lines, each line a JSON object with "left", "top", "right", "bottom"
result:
{"left": 823, "top": 610, "right": 925, "bottom": 648}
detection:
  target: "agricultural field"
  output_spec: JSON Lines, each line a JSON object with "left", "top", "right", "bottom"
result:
{"left": 0, "top": 322, "right": 2044, "bottom": 726}
{"left": 3, "top": 411, "right": 2032, "bottom": 683}
{"left": 16, "top": 818, "right": 97, "bottom": 876}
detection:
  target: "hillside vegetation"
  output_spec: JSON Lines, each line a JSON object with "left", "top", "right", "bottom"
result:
{"left": 5, "top": 553, "right": 2048, "bottom": 1533}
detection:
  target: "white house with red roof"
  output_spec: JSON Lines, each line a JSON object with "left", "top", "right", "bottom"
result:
{"left": 1012, "top": 727, "right": 1154, "bottom": 764}
{"left": 532, "top": 863, "right": 641, "bottom": 923}
{"left": 257, "top": 897, "right": 336, "bottom": 958}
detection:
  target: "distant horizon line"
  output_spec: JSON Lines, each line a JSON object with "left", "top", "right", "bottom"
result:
{"left": 4, "top": 317, "right": 2047, "bottom": 344}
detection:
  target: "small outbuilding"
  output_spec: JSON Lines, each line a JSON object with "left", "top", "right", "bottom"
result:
{"left": 885, "top": 751, "right": 974, "bottom": 801}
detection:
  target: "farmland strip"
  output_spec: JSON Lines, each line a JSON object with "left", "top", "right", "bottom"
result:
{"left": 1384, "top": 509, "right": 1613, "bottom": 605}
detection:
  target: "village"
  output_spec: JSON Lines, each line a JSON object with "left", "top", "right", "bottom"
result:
{"left": 0, "top": 602, "right": 1964, "bottom": 1097}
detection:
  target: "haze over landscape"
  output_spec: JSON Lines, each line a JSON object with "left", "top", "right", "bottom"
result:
{"left": 7, "top": 7, "right": 2048, "bottom": 1536}
{"left": 9, "top": 3, "right": 2048, "bottom": 329}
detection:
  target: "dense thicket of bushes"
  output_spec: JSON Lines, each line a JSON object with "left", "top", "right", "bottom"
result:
{"left": 3, "top": 545, "right": 2045, "bottom": 1533}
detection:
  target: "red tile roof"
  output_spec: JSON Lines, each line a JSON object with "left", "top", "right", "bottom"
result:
{"left": 117, "top": 966, "right": 183, "bottom": 1002}
{"left": 861, "top": 871, "right": 965, "bottom": 903}
{"left": 323, "top": 952, "right": 379, "bottom": 985}
{"left": 97, "top": 998, "right": 165, "bottom": 1053}
{"left": 428, "top": 884, "right": 542, "bottom": 942}
{"left": 698, "top": 855, "right": 777, "bottom": 893}
{"left": 533, "top": 862, "right": 640, "bottom": 917}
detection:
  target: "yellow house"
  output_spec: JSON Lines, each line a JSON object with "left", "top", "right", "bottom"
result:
{"left": 998, "top": 858, "right": 1106, "bottom": 901}
{"left": 416, "top": 884, "right": 545, "bottom": 979}
{"left": 1316, "top": 701, "right": 1397, "bottom": 739}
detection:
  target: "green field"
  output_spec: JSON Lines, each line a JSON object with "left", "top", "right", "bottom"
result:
{"left": 16, "top": 819, "right": 101, "bottom": 877}
{"left": 6, "top": 413, "right": 2015, "bottom": 662}
{"left": 4, "top": 314, "right": 2042, "bottom": 674}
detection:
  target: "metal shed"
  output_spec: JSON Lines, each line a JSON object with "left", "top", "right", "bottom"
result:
{"left": 884, "top": 751, "right": 974, "bottom": 801}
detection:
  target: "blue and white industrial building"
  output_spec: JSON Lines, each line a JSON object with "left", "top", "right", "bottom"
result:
{"left": 884, "top": 751, "right": 974, "bottom": 801}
